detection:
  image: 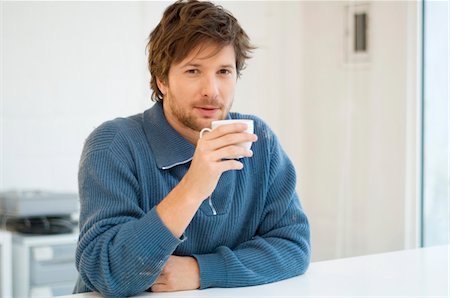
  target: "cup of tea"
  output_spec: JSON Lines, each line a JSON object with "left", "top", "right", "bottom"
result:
{"left": 200, "top": 119, "right": 254, "bottom": 158}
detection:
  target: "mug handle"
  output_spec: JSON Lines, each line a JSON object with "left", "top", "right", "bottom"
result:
{"left": 199, "top": 128, "right": 212, "bottom": 139}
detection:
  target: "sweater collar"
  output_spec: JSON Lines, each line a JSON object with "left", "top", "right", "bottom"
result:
{"left": 143, "top": 102, "right": 196, "bottom": 170}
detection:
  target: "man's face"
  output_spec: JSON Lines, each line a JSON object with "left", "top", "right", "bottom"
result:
{"left": 158, "top": 43, "right": 237, "bottom": 140}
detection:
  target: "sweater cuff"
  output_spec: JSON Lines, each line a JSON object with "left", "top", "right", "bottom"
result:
{"left": 136, "top": 207, "right": 186, "bottom": 251}
{"left": 193, "top": 252, "right": 227, "bottom": 289}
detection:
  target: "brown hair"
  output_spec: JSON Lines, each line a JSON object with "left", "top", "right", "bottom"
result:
{"left": 147, "top": 0, "right": 255, "bottom": 102}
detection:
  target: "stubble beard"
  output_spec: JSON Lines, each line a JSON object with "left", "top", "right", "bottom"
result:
{"left": 168, "top": 95, "right": 233, "bottom": 132}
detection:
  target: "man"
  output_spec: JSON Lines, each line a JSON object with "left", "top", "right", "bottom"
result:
{"left": 74, "top": 0, "right": 310, "bottom": 296}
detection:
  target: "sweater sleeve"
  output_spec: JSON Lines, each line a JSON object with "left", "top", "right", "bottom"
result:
{"left": 193, "top": 131, "right": 311, "bottom": 288}
{"left": 75, "top": 128, "right": 184, "bottom": 297}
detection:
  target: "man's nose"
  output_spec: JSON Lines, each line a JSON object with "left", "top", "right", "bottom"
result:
{"left": 201, "top": 75, "right": 219, "bottom": 99}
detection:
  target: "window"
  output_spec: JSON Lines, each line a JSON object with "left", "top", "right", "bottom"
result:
{"left": 422, "top": 0, "right": 449, "bottom": 246}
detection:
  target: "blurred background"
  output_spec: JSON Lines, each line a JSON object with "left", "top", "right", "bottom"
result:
{"left": 1, "top": 1, "right": 448, "bottom": 297}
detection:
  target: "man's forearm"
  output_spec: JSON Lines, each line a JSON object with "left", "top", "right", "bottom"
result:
{"left": 156, "top": 178, "right": 203, "bottom": 238}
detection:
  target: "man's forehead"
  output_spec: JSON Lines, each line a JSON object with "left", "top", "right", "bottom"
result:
{"left": 178, "top": 43, "right": 236, "bottom": 66}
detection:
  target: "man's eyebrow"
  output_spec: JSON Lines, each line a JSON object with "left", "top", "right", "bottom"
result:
{"left": 181, "top": 63, "right": 201, "bottom": 68}
{"left": 180, "top": 63, "right": 236, "bottom": 69}
{"left": 220, "top": 64, "right": 236, "bottom": 69}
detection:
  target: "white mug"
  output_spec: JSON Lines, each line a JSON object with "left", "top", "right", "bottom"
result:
{"left": 200, "top": 119, "right": 254, "bottom": 158}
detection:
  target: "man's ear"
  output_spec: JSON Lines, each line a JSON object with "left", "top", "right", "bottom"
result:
{"left": 157, "top": 78, "right": 168, "bottom": 95}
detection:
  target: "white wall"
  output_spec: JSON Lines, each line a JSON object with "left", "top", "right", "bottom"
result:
{"left": 2, "top": 2, "right": 152, "bottom": 191}
{"left": 295, "top": 1, "right": 420, "bottom": 260}
{"left": 1, "top": 1, "right": 420, "bottom": 261}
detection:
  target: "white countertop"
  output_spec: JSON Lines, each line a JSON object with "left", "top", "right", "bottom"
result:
{"left": 59, "top": 244, "right": 449, "bottom": 297}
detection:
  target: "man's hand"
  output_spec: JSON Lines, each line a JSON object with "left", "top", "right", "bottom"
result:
{"left": 183, "top": 123, "right": 258, "bottom": 200}
{"left": 150, "top": 256, "right": 200, "bottom": 292}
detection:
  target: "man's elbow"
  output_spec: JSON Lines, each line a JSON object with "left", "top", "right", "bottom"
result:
{"left": 295, "top": 239, "right": 311, "bottom": 275}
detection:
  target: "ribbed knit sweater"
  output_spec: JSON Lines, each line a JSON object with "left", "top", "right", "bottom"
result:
{"left": 74, "top": 102, "right": 310, "bottom": 297}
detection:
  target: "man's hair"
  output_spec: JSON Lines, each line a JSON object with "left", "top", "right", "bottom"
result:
{"left": 147, "top": 0, "right": 255, "bottom": 103}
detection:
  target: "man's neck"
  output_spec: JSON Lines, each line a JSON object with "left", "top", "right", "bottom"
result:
{"left": 162, "top": 107, "right": 199, "bottom": 145}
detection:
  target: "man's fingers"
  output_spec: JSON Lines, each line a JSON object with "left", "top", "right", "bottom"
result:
{"left": 198, "top": 132, "right": 257, "bottom": 153}
{"left": 212, "top": 146, "right": 253, "bottom": 161}
{"left": 150, "top": 256, "right": 201, "bottom": 292}
{"left": 150, "top": 284, "right": 166, "bottom": 292}
{"left": 212, "top": 132, "right": 257, "bottom": 150}
{"left": 151, "top": 277, "right": 167, "bottom": 292}
{"left": 218, "top": 159, "right": 244, "bottom": 172}
{"left": 200, "top": 123, "right": 248, "bottom": 140}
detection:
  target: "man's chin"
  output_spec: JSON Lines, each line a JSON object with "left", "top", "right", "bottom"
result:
{"left": 190, "top": 112, "right": 228, "bottom": 131}
{"left": 195, "top": 120, "right": 213, "bottom": 131}
{"left": 194, "top": 117, "right": 223, "bottom": 130}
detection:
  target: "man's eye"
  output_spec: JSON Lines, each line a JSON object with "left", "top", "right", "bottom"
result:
{"left": 219, "top": 69, "right": 232, "bottom": 75}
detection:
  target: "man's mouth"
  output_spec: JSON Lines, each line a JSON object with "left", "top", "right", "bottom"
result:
{"left": 195, "top": 106, "right": 220, "bottom": 118}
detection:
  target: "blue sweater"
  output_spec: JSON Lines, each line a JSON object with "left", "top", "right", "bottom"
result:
{"left": 74, "top": 103, "right": 310, "bottom": 297}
